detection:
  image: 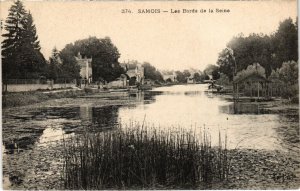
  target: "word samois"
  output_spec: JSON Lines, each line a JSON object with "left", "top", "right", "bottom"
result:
{"left": 137, "top": 8, "right": 230, "bottom": 14}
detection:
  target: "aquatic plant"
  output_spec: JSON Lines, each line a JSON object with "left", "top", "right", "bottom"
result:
{"left": 62, "top": 125, "right": 229, "bottom": 189}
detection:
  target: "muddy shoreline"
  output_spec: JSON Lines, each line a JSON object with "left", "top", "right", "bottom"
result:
{"left": 2, "top": 92, "right": 299, "bottom": 189}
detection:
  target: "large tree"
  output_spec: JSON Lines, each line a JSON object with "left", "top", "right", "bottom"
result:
{"left": 2, "top": 1, "right": 46, "bottom": 79}
{"left": 2, "top": 0, "right": 27, "bottom": 79}
{"left": 59, "top": 46, "right": 81, "bottom": 80}
{"left": 17, "top": 12, "right": 46, "bottom": 78}
{"left": 175, "top": 71, "right": 185, "bottom": 83}
{"left": 217, "top": 18, "right": 298, "bottom": 80}
{"left": 272, "top": 18, "right": 298, "bottom": 69}
{"left": 60, "top": 36, "right": 124, "bottom": 82}
{"left": 142, "top": 62, "right": 163, "bottom": 82}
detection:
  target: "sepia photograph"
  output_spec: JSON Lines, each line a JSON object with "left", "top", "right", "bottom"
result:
{"left": 0, "top": 0, "right": 299, "bottom": 190}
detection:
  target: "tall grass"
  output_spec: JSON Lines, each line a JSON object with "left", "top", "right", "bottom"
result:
{"left": 62, "top": 125, "right": 229, "bottom": 189}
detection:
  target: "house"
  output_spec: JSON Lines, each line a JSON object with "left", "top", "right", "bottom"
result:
{"left": 107, "top": 74, "right": 128, "bottom": 88}
{"left": 187, "top": 77, "right": 195, "bottom": 84}
{"left": 75, "top": 52, "right": 92, "bottom": 84}
{"left": 162, "top": 71, "right": 177, "bottom": 82}
{"left": 121, "top": 62, "right": 145, "bottom": 85}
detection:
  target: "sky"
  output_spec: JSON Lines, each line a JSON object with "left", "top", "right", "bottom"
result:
{"left": 0, "top": 1, "right": 297, "bottom": 71}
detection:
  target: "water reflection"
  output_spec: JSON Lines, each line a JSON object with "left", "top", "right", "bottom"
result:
{"left": 219, "top": 102, "right": 270, "bottom": 114}
{"left": 118, "top": 84, "right": 287, "bottom": 151}
{"left": 91, "top": 106, "right": 120, "bottom": 127}
{"left": 3, "top": 84, "right": 298, "bottom": 153}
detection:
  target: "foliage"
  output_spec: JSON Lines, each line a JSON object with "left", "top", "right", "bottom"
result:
{"left": 60, "top": 36, "right": 124, "bottom": 82}
{"left": 217, "top": 18, "right": 298, "bottom": 80}
{"left": 277, "top": 61, "right": 298, "bottom": 85}
{"left": 234, "top": 63, "right": 266, "bottom": 81}
{"left": 183, "top": 70, "right": 191, "bottom": 78}
{"left": 216, "top": 48, "right": 236, "bottom": 81}
{"left": 142, "top": 62, "right": 164, "bottom": 82}
{"left": 227, "top": 34, "right": 272, "bottom": 77}
{"left": 2, "top": 0, "right": 46, "bottom": 79}
{"left": 59, "top": 47, "right": 81, "bottom": 80}
{"left": 193, "top": 72, "right": 202, "bottom": 82}
{"left": 47, "top": 47, "right": 64, "bottom": 81}
{"left": 272, "top": 18, "right": 298, "bottom": 69}
{"left": 175, "top": 71, "right": 186, "bottom": 83}
{"left": 63, "top": 126, "right": 229, "bottom": 189}
{"left": 269, "top": 61, "right": 298, "bottom": 100}
{"left": 216, "top": 73, "right": 230, "bottom": 86}
{"left": 212, "top": 70, "right": 220, "bottom": 80}
{"left": 203, "top": 64, "right": 220, "bottom": 80}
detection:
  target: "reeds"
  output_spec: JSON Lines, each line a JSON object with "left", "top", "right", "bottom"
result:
{"left": 62, "top": 125, "right": 229, "bottom": 189}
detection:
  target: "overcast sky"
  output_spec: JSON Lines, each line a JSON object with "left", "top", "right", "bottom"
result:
{"left": 0, "top": 1, "right": 297, "bottom": 71}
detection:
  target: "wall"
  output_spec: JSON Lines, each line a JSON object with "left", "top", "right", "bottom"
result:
{"left": 107, "top": 80, "right": 127, "bottom": 88}
{"left": 3, "top": 83, "right": 76, "bottom": 92}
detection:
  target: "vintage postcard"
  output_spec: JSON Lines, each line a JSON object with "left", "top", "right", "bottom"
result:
{"left": 1, "top": 0, "right": 299, "bottom": 190}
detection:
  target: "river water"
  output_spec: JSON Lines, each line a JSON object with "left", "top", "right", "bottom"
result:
{"left": 2, "top": 84, "right": 299, "bottom": 188}
{"left": 118, "top": 84, "right": 296, "bottom": 151}
{"left": 3, "top": 84, "right": 298, "bottom": 152}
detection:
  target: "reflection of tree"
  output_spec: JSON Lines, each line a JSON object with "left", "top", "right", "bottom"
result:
{"left": 219, "top": 102, "right": 268, "bottom": 115}
{"left": 91, "top": 106, "right": 121, "bottom": 128}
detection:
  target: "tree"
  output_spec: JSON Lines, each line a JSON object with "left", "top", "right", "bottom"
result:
{"left": 2, "top": 1, "right": 46, "bottom": 79}
{"left": 219, "top": 18, "right": 298, "bottom": 79}
{"left": 17, "top": 12, "right": 46, "bottom": 78}
{"left": 48, "top": 47, "right": 62, "bottom": 80}
{"left": 212, "top": 69, "right": 220, "bottom": 80}
{"left": 175, "top": 71, "right": 185, "bottom": 83}
{"left": 216, "top": 48, "right": 236, "bottom": 81}
{"left": 269, "top": 61, "right": 298, "bottom": 99}
{"left": 278, "top": 61, "right": 298, "bottom": 85}
{"left": 183, "top": 70, "right": 191, "bottom": 79}
{"left": 204, "top": 64, "right": 220, "bottom": 80}
{"left": 2, "top": 0, "right": 27, "bottom": 79}
{"left": 227, "top": 34, "right": 272, "bottom": 77}
{"left": 193, "top": 72, "right": 201, "bottom": 82}
{"left": 142, "top": 62, "right": 163, "bottom": 82}
{"left": 234, "top": 63, "right": 266, "bottom": 81}
{"left": 216, "top": 73, "right": 230, "bottom": 86}
{"left": 60, "top": 36, "right": 124, "bottom": 82}
{"left": 60, "top": 47, "right": 81, "bottom": 80}
{"left": 272, "top": 18, "right": 298, "bottom": 69}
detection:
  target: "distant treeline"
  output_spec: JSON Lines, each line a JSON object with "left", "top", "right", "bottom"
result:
{"left": 216, "top": 18, "right": 298, "bottom": 81}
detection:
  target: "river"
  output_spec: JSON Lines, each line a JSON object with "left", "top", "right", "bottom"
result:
{"left": 2, "top": 84, "right": 299, "bottom": 189}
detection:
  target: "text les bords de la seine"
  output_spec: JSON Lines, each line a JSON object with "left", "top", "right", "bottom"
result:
{"left": 121, "top": 8, "right": 230, "bottom": 14}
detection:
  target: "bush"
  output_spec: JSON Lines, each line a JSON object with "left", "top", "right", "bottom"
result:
{"left": 281, "top": 84, "right": 299, "bottom": 99}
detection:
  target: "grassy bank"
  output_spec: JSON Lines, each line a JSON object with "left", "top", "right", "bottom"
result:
{"left": 2, "top": 89, "right": 86, "bottom": 108}
{"left": 62, "top": 126, "right": 229, "bottom": 189}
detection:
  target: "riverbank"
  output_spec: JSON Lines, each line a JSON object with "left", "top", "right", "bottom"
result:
{"left": 4, "top": 141, "right": 300, "bottom": 190}
{"left": 2, "top": 88, "right": 86, "bottom": 108}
